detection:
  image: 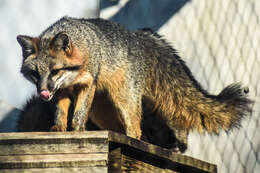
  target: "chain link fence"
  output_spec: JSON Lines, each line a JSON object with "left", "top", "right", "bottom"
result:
{"left": 101, "top": 0, "right": 259, "bottom": 172}
{"left": 159, "top": 1, "right": 259, "bottom": 172}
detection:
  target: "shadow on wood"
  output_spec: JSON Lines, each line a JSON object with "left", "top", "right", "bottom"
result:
{"left": 0, "top": 131, "right": 217, "bottom": 173}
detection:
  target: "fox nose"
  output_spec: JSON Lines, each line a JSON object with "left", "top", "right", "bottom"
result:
{"left": 40, "top": 90, "right": 51, "bottom": 101}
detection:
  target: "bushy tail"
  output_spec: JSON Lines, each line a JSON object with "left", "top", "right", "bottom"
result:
{"left": 193, "top": 83, "right": 253, "bottom": 134}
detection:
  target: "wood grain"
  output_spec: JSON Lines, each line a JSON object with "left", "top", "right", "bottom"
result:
{"left": 0, "top": 167, "right": 108, "bottom": 173}
{"left": 108, "top": 131, "right": 217, "bottom": 173}
{"left": 0, "top": 131, "right": 217, "bottom": 173}
{"left": 0, "top": 153, "right": 107, "bottom": 169}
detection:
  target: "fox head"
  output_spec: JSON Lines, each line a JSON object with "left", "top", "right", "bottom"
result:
{"left": 17, "top": 32, "right": 85, "bottom": 101}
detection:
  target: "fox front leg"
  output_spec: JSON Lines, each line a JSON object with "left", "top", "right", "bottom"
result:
{"left": 72, "top": 85, "right": 96, "bottom": 131}
{"left": 50, "top": 96, "right": 71, "bottom": 132}
{"left": 71, "top": 71, "right": 96, "bottom": 131}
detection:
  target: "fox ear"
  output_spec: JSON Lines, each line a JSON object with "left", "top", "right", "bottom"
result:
{"left": 17, "top": 35, "right": 38, "bottom": 59}
{"left": 50, "top": 32, "right": 72, "bottom": 55}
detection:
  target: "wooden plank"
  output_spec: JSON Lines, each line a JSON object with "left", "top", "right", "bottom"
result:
{"left": 0, "top": 131, "right": 217, "bottom": 172}
{"left": 0, "top": 153, "right": 108, "bottom": 169}
{"left": 0, "top": 138, "right": 108, "bottom": 155}
{"left": 108, "top": 148, "right": 122, "bottom": 173}
{"left": 0, "top": 131, "right": 109, "bottom": 155}
{"left": 0, "top": 167, "right": 108, "bottom": 173}
{"left": 108, "top": 131, "right": 217, "bottom": 173}
{"left": 0, "top": 131, "right": 109, "bottom": 140}
{"left": 121, "top": 154, "right": 177, "bottom": 173}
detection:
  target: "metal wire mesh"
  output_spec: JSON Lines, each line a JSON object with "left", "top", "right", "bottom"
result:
{"left": 159, "top": 1, "right": 260, "bottom": 172}
{"left": 101, "top": 0, "right": 260, "bottom": 172}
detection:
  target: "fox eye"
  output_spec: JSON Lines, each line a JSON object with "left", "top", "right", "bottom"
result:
{"left": 24, "top": 48, "right": 35, "bottom": 57}
{"left": 51, "top": 69, "right": 60, "bottom": 76}
{"left": 28, "top": 70, "right": 39, "bottom": 83}
{"left": 50, "top": 66, "right": 80, "bottom": 76}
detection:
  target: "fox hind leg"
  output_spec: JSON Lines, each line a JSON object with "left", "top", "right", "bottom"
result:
{"left": 109, "top": 90, "right": 142, "bottom": 139}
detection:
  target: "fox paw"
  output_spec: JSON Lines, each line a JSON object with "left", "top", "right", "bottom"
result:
{"left": 50, "top": 125, "right": 67, "bottom": 132}
{"left": 71, "top": 124, "right": 85, "bottom": 131}
{"left": 71, "top": 118, "right": 85, "bottom": 131}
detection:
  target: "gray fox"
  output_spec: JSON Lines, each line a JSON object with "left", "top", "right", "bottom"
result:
{"left": 17, "top": 16, "right": 252, "bottom": 143}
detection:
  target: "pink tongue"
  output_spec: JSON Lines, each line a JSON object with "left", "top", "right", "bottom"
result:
{"left": 40, "top": 90, "right": 51, "bottom": 100}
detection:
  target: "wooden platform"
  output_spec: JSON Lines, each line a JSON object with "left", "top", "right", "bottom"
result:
{"left": 0, "top": 131, "right": 217, "bottom": 173}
